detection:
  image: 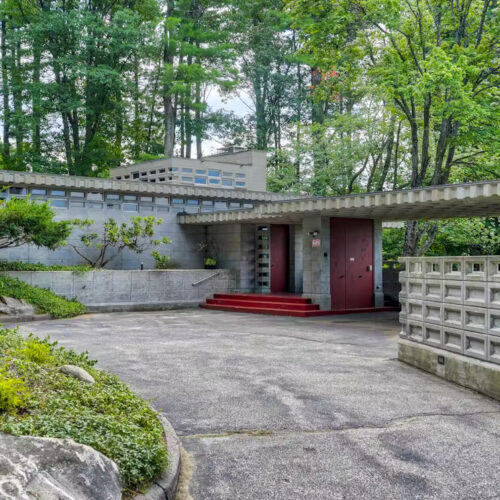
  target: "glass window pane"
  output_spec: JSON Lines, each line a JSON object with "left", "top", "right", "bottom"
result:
{"left": 140, "top": 196, "right": 153, "bottom": 202}
{"left": 208, "top": 170, "right": 220, "bottom": 177}
{"left": 87, "top": 192, "right": 103, "bottom": 201}
{"left": 223, "top": 172, "right": 233, "bottom": 177}
{"left": 31, "top": 189, "right": 46, "bottom": 196}
{"left": 195, "top": 177, "right": 207, "bottom": 184}
{"left": 172, "top": 198, "right": 184, "bottom": 204}
{"left": 132, "top": 172, "right": 139, "bottom": 179}
{"left": 156, "top": 197, "right": 169, "bottom": 205}
{"left": 106, "top": 194, "right": 120, "bottom": 200}
{"left": 236, "top": 181, "right": 245, "bottom": 187}
{"left": 70, "top": 191, "right": 85, "bottom": 197}
{"left": 124, "top": 195, "right": 137, "bottom": 201}
{"left": 222, "top": 179, "right": 233, "bottom": 186}
{"left": 214, "top": 201, "right": 227, "bottom": 209}
{"left": 182, "top": 176, "right": 193, "bottom": 182}
{"left": 202, "top": 200, "right": 213, "bottom": 206}
{"left": 186, "top": 199, "right": 199, "bottom": 205}
{"left": 123, "top": 203, "right": 138, "bottom": 211}
{"left": 182, "top": 168, "right": 192, "bottom": 173}
{"left": 196, "top": 169, "right": 206, "bottom": 175}
{"left": 209, "top": 179, "right": 220, "bottom": 184}
{"left": 236, "top": 173, "right": 246, "bottom": 178}
{"left": 51, "top": 199, "right": 67, "bottom": 208}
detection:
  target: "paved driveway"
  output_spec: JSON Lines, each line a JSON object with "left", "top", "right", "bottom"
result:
{"left": 16, "top": 310, "right": 500, "bottom": 500}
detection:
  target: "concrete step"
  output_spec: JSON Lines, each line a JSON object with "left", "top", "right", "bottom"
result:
{"left": 200, "top": 303, "right": 333, "bottom": 317}
{"left": 213, "top": 293, "right": 312, "bottom": 304}
{"left": 206, "top": 298, "right": 320, "bottom": 311}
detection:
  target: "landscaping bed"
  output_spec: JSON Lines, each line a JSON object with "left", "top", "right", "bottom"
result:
{"left": 0, "top": 326, "right": 168, "bottom": 495}
{"left": 0, "top": 275, "right": 85, "bottom": 318}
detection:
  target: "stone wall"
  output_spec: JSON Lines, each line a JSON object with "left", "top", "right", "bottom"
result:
{"left": 398, "top": 256, "right": 500, "bottom": 400}
{"left": 2, "top": 269, "right": 236, "bottom": 312}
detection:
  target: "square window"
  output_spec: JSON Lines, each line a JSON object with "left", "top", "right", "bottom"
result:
{"left": 473, "top": 263, "right": 483, "bottom": 272}
{"left": 451, "top": 262, "right": 460, "bottom": 272}
{"left": 195, "top": 177, "right": 207, "bottom": 185}
{"left": 51, "top": 199, "right": 67, "bottom": 208}
{"left": 132, "top": 172, "right": 139, "bottom": 179}
{"left": 123, "top": 203, "right": 138, "bottom": 211}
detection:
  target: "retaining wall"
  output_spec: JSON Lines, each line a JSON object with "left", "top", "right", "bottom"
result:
{"left": 398, "top": 256, "right": 500, "bottom": 400}
{"left": 2, "top": 269, "right": 236, "bottom": 312}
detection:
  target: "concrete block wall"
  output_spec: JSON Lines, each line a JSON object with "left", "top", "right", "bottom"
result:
{"left": 207, "top": 224, "right": 256, "bottom": 292}
{"left": 2, "top": 269, "right": 236, "bottom": 311}
{"left": 399, "top": 256, "right": 500, "bottom": 365}
{"left": 0, "top": 205, "right": 205, "bottom": 270}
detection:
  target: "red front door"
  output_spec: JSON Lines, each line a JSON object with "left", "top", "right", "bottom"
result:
{"left": 270, "top": 225, "right": 289, "bottom": 293}
{"left": 330, "top": 218, "right": 374, "bottom": 310}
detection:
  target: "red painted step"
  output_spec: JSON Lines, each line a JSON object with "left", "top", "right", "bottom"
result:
{"left": 200, "top": 303, "right": 332, "bottom": 317}
{"left": 213, "top": 293, "right": 312, "bottom": 304}
{"left": 206, "top": 298, "right": 320, "bottom": 311}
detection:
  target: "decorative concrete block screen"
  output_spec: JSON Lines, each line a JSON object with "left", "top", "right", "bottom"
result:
{"left": 399, "top": 256, "right": 500, "bottom": 365}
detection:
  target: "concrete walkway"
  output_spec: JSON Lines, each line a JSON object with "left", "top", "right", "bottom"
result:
{"left": 16, "top": 310, "right": 500, "bottom": 500}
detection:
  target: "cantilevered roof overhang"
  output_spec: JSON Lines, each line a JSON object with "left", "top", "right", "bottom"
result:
{"left": 178, "top": 179, "right": 500, "bottom": 225}
{"left": 0, "top": 170, "right": 293, "bottom": 202}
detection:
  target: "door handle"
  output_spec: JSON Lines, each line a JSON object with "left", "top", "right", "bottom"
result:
{"left": 358, "top": 275, "right": 363, "bottom": 278}
{"left": 339, "top": 275, "right": 345, "bottom": 278}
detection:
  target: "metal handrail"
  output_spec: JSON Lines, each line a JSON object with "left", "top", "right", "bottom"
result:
{"left": 192, "top": 271, "right": 220, "bottom": 286}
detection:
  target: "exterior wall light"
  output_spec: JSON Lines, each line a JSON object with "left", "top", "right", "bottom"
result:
{"left": 309, "top": 230, "right": 319, "bottom": 237}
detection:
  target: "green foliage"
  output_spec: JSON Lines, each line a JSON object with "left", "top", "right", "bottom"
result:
{"left": 0, "top": 276, "right": 84, "bottom": 318}
{"left": 204, "top": 257, "right": 217, "bottom": 267}
{"left": 384, "top": 218, "right": 500, "bottom": 259}
{"left": 151, "top": 250, "right": 171, "bottom": 269}
{"left": 0, "top": 261, "right": 92, "bottom": 272}
{"left": 0, "top": 376, "right": 30, "bottom": 413}
{"left": 0, "top": 327, "right": 167, "bottom": 493}
{"left": 0, "top": 197, "right": 71, "bottom": 250}
{"left": 69, "top": 216, "right": 172, "bottom": 268}
{"left": 17, "top": 339, "right": 54, "bottom": 365}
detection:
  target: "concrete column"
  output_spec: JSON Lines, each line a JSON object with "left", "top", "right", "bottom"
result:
{"left": 294, "top": 224, "right": 303, "bottom": 293}
{"left": 302, "top": 216, "right": 331, "bottom": 310}
{"left": 374, "top": 219, "right": 384, "bottom": 307}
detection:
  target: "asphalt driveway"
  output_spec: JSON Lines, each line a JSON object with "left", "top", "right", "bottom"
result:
{"left": 15, "top": 309, "right": 500, "bottom": 499}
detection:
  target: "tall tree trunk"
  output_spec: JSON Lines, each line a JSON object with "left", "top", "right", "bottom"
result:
{"left": 254, "top": 72, "right": 267, "bottom": 150}
{"left": 311, "top": 67, "right": 326, "bottom": 185}
{"left": 132, "top": 55, "right": 140, "bottom": 159}
{"left": 12, "top": 40, "right": 23, "bottom": 153}
{"left": 376, "top": 114, "right": 396, "bottom": 191}
{"left": 1, "top": 19, "right": 10, "bottom": 159}
{"left": 32, "top": 44, "right": 41, "bottom": 155}
{"left": 163, "top": 1, "right": 176, "bottom": 158}
{"left": 195, "top": 79, "right": 202, "bottom": 158}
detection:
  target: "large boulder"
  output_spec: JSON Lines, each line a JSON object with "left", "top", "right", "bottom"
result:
{"left": 0, "top": 432, "right": 121, "bottom": 500}
{"left": 60, "top": 364, "right": 96, "bottom": 384}
{"left": 0, "top": 296, "right": 36, "bottom": 316}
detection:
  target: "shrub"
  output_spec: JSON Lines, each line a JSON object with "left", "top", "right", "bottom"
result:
{"left": 0, "top": 197, "right": 71, "bottom": 250}
{"left": 0, "top": 261, "right": 92, "bottom": 272}
{"left": 0, "top": 376, "right": 30, "bottom": 413}
{"left": 69, "top": 217, "right": 172, "bottom": 268}
{"left": 0, "top": 276, "right": 84, "bottom": 318}
{"left": 151, "top": 250, "right": 171, "bottom": 269}
{"left": 0, "top": 327, "right": 167, "bottom": 493}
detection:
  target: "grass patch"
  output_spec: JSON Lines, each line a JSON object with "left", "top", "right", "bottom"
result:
{"left": 0, "top": 261, "right": 92, "bottom": 272}
{"left": 0, "top": 275, "right": 85, "bottom": 318}
{"left": 0, "top": 327, "right": 167, "bottom": 494}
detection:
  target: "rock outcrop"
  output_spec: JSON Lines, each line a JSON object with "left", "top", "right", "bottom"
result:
{"left": 0, "top": 296, "right": 36, "bottom": 316}
{"left": 0, "top": 432, "right": 121, "bottom": 500}
{"left": 60, "top": 364, "right": 96, "bottom": 384}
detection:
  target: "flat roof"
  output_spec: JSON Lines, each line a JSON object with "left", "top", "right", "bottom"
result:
{"left": 178, "top": 179, "right": 500, "bottom": 224}
{"left": 0, "top": 170, "right": 294, "bottom": 202}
